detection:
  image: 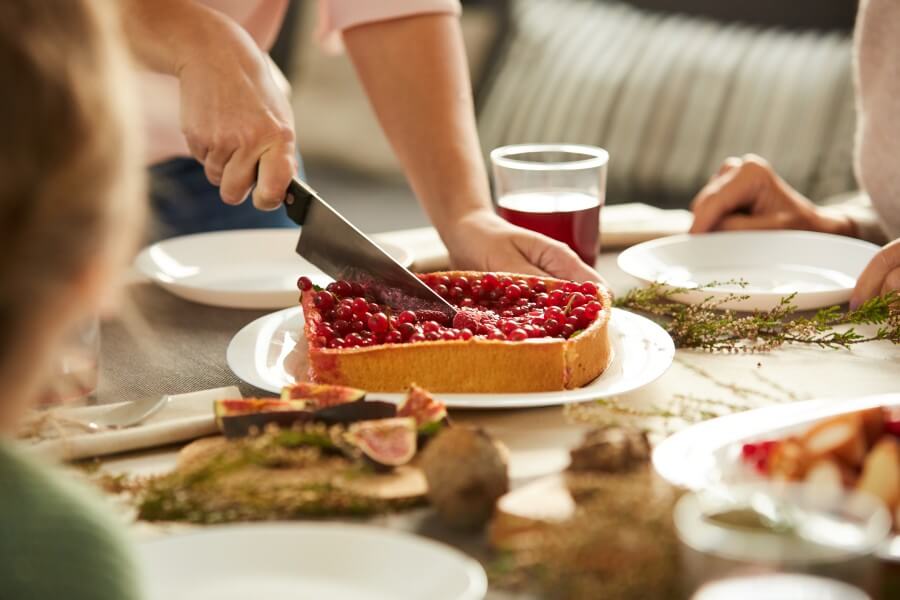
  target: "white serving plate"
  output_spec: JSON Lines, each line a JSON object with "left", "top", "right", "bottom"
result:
{"left": 138, "top": 523, "right": 486, "bottom": 600}
{"left": 226, "top": 307, "right": 674, "bottom": 409}
{"left": 617, "top": 231, "right": 879, "bottom": 311}
{"left": 652, "top": 392, "right": 900, "bottom": 561}
{"left": 134, "top": 229, "right": 412, "bottom": 309}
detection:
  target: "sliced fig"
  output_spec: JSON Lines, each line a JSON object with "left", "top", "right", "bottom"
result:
{"left": 313, "top": 400, "right": 397, "bottom": 426}
{"left": 280, "top": 382, "right": 366, "bottom": 408}
{"left": 347, "top": 417, "right": 417, "bottom": 468}
{"left": 398, "top": 385, "right": 448, "bottom": 435}
{"left": 214, "top": 397, "right": 314, "bottom": 439}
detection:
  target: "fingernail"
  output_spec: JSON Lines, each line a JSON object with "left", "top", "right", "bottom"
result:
{"left": 849, "top": 297, "right": 860, "bottom": 310}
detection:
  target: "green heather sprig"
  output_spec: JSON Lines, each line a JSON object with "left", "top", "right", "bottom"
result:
{"left": 613, "top": 281, "right": 899, "bottom": 352}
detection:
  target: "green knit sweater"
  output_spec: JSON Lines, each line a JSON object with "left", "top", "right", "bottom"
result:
{"left": 0, "top": 442, "right": 142, "bottom": 600}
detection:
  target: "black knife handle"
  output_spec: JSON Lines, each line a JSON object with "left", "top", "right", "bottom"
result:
{"left": 284, "top": 177, "right": 317, "bottom": 226}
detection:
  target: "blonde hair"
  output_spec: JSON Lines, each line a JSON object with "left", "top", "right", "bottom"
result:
{"left": 0, "top": 2, "right": 144, "bottom": 387}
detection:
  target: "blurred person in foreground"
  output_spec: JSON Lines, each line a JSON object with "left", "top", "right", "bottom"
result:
{"left": 0, "top": 1, "right": 145, "bottom": 598}
{"left": 124, "top": 0, "right": 601, "bottom": 282}
{"left": 690, "top": 0, "right": 899, "bottom": 308}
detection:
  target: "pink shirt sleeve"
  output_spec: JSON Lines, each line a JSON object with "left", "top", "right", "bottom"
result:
{"left": 318, "top": 0, "right": 462, "bottom": 49}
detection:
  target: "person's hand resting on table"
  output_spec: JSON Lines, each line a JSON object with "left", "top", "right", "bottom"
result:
{"left": 689, "top": 154, "right": 898, "bottom": 307}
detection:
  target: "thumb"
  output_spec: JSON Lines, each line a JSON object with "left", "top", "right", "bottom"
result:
{"left": 850, "top": 240, "right": 900, "bottom": 308}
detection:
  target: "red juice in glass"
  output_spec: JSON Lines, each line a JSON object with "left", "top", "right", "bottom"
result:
{"left": 497, "top": 190, "right": 601, "bottom": 264}
{"left": 491, "top": 144, "right": 608, "bottom": 267}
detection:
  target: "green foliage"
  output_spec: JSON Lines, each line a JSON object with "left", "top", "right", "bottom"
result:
{"left": 614, "top": 282, "right": 899, "bottom": 352}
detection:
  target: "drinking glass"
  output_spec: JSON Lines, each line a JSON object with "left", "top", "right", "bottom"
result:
{"left": 491, "top": 144, "right": 609, "bottom": 265}
{"left": 674, "top": 483, "right": 891, "bottom": 598}
{"left": 38, "top": 316, "right": 100, "bottom": 408}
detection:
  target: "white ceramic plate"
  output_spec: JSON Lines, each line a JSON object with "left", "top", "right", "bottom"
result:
{"left": 617, "top": 231, "right": 880, "bottom": 311}
{"left": 226, "top": 307, "right": 675, "bottom": 409}
{"left": 652, "top": 392, "right": 900, "bottom": 561}
{"left": 134, "top": 229, "right": 413, "bottom": 309}
{"left": 138, "top": 523, "right": 487, "bottom": 600}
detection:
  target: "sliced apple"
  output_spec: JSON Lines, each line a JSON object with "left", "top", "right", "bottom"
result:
{"left": 860, "top": 407, "right": 885, "bottom": 447}
{"left": 856, "top": 436, "right": 900, "bottom": 510}
{"left": 800, "top": 414, "right": 866, "bottom": 467}
{"left": 768, "top": 437, "right": 809, "bottom": 481}
{"left": 803, "top": 458, "right": 846, "bottom": 509}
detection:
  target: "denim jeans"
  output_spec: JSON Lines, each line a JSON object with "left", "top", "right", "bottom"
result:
{"left": 148, "top": 157, "right": 300, "bottom": 239}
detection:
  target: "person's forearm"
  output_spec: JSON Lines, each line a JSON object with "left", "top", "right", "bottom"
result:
{"left": 343, "top": 15, "right": 492, "bottom": 235}
{"left": 119, "top": 0, "right": 254, "bottom": 76}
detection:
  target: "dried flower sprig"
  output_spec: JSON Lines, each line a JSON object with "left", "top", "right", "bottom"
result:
{"left": 614, "top": 282, "right": 899, "bottom": 352}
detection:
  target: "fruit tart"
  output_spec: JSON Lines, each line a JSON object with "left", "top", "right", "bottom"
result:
{"left": 297, "top": 271, "right": 612, "bottom": 393}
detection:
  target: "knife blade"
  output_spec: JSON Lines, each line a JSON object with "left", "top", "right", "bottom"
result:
{"left": 284, "top": 177, "right": 457, "bottom": 318}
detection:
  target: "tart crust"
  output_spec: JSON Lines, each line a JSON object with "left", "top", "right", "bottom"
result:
{"left": 301, "top": 271, "right": 612, "bottom": 393}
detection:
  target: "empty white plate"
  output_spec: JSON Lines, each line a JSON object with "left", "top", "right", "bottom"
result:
{"left": 138, "top": 523, "right": 487, "bottom": 600}
{"left": 134, "top": 229, "right": 412, "bottom": 309}
{"left": 226, "top": 306, "right": 675, "bottom": 409}
{"left": 617, "top": 231, "right": 879, "bottom": 311}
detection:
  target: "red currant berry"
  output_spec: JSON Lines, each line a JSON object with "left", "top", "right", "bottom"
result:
{"left": 562, "top": 324, "right": 576, "bottom": 337}
{"left": 398, "top": 323, "right": 416, "bottom": 339}
{"left": 459, "top": 328, "right": 473, "bottom": 340}
{"left": 508, "top": 328, "right": 528, "bottom": 341}
{"left": 422, "top": 320, "right": 441, "bottom": 334}
{"left": 534, "top": 292, "right": 549, "bottom": 307}
{"left": 334, "top": 280, "right": 354, "bottom": 297}
{"left": 351, "top": 320, "right": 366, "bottom": 333}
{"left": 499, "top": 276, "right": 513, "bottom": 288}
{"left": 563, "top": 282, "right": 579, "bottom": 293}
{"left": 545, "top": 306, "right": 565, "bottom": 321}
{"left": 568, "top": 292, "right": 588, "bottom": 309}
{"left": 333, "top": 319, "right": 351, "bottom": 334}
{"left": 368, "top": 302, "right": 380, "bottom": 314}
{"left": 385, "top": 331, "right": 403, "bottom": 344}
{"left": 460, "top": 298, "right": 475, "bottom": 308}
{"left": 482, "top": 273, "right": 499, "bottom": 289}
{"left": 451, "top": 276, "right": 469, "bottom": 289}
{"left": 313, "top": 291, "right": 335, "bottom": 311}
{"left": 350, "top": 282, "right": 365, "bottom": 297}
{"left": 580, "top": 282, "right": 599, "bottom": 297}
{"left": 297, "top": 276, "right": 313, "bottom": 291}
{"left": 345, "top": 333, "right": 364, "bottom": 347}
{"left": 449, "top": 286, "right": 465, "bottom": 300}
{"left": 368, "top": 312, "right": 389, "bottom": 334}
{"left": 351, "top": 297, "right": 369, "bottom": 315}
{"left": 543, "top": 318, "right": 562, "bottom": 336}
{"left": 435, "top": 284, "right": 449, "bottom": 297}
{"left": 548, "top": 290, "right": 566, "bottom": 307}
{"left": 398, "top": 310, "right": 417, "bottom": 324}
{"left": 584, "top": 301, "right": 602, "bottom": 316}
{"left": 409, "top": 332, "right": 426, "bottom": 342}
{"left": 327, "top": 337, "right": 344, "bottom": 349}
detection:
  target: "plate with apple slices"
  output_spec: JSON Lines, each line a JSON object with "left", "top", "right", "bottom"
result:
{"left": 652, "top": 392, "right": 900, "bottom": 561}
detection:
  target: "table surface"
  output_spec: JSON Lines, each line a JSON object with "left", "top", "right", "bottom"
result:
{"left": 100, "top": 250, "right": 900, "bottom": 598}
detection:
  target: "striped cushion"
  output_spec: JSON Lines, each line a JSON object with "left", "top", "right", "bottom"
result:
{"left": 478, "top": 0, "right": 857, "bottom": 207}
